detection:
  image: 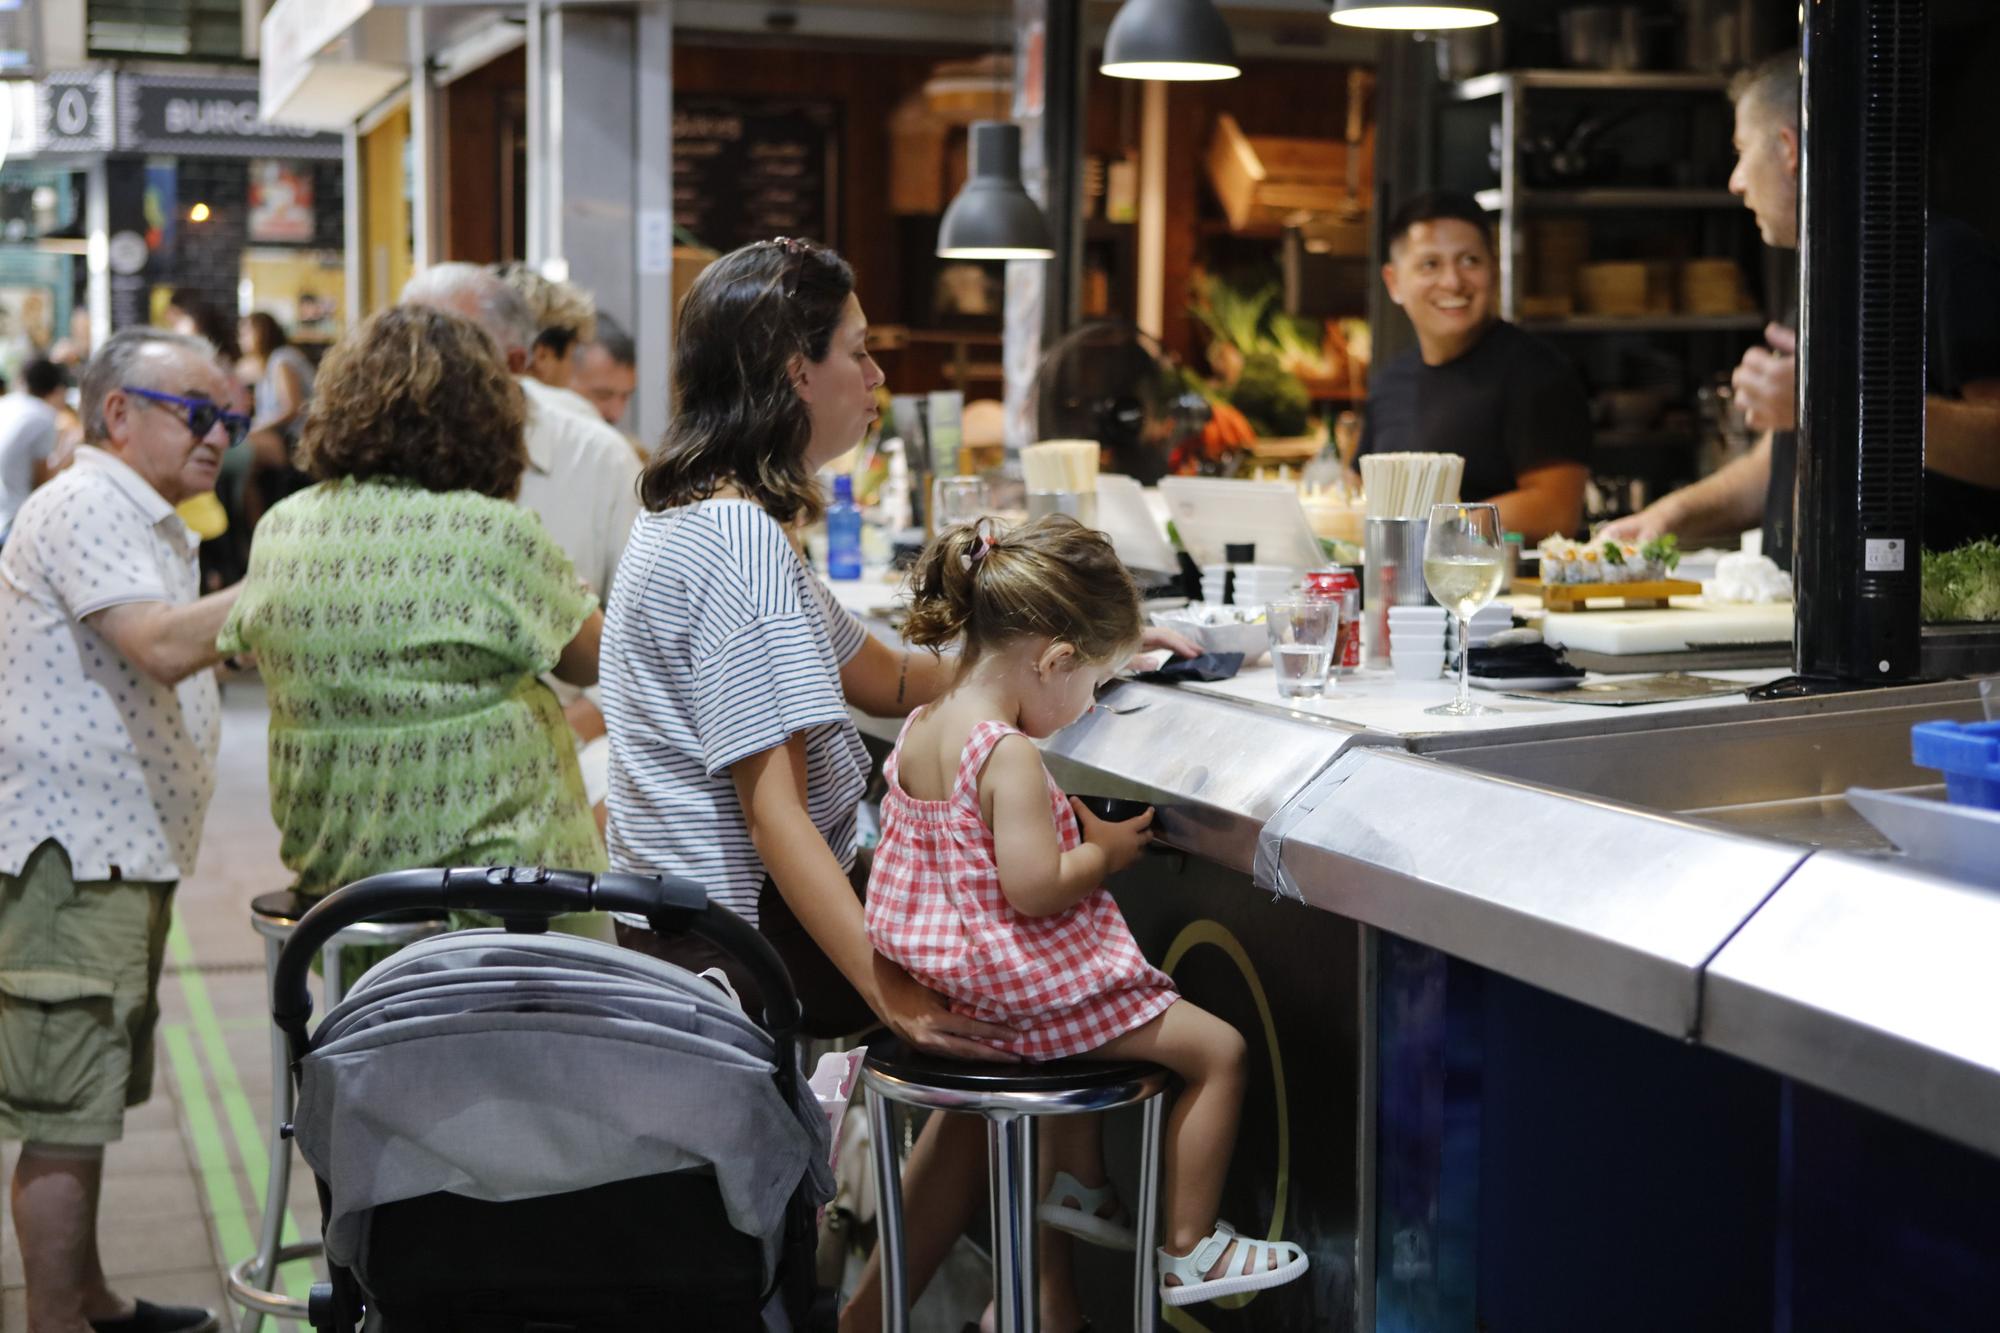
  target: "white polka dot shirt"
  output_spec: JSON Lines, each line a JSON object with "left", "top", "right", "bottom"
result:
{"left": 0, "top": 446, "right": 221, "bottom": 882}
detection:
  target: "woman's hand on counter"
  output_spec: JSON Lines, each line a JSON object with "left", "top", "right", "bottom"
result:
{"left": 1137, "top": 626, "right": 1201, "bottom": 661}
{"left": 870, "top": 953, "right": 1021, "bottom": 1060}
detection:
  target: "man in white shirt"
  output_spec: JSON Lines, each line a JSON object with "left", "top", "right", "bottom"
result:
{"left": 1, "top": 329, "right": 243, "bottom": 1333}
{"left": 0, "top": 358, "right": 74, "bottom": 545}
{"left": 401, "top": 263, "right": 641, "bottom": 811}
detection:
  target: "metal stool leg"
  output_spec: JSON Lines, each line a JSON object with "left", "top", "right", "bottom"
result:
{"left": 1133, "top": 1093, "right": 1166, "bottom": 1333}
{"left": 321, "top": 939, "right": 345, "bottom": 1010}
{"left": 988, "top": 1112, "right": 1038, "bottom": 1333}
{"left": 866, "top": 1088, "right": 910, "bottom": 1333}
{"left": 240, "top": 934, "right": 291, "bottom": 1333}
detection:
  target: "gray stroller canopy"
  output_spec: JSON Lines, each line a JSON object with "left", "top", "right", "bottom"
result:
{"left": 293, "top": 930, "right": 834, "bottom": 1283}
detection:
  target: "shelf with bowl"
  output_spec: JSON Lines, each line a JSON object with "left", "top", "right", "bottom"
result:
{"left": 1519, "top": 313, "right": 1767, "bottom": 334}
{"left": 1475, "top": 187, "right": 1744, "bottom": 213}
{"left": 1445, "top": 70, "right": 1736, "bottom": 103}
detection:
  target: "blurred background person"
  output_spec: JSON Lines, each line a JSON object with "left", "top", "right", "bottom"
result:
{"left": 218, "top": 304, "right": 605, "bottom": 913}
{"left": 0, "top": 358, "right": 75, "bottom": 548}
{"left": 572, "top": 311, "right": 641, "bottom": 445}
{"left": 496, "top": 261, "right": 599, "bottom": 409}
{"left": 238, "top": 312, "right": 315, "bottom": 487}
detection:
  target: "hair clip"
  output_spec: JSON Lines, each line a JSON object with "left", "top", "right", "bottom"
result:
{"left": 958, "top": 532, "right": 996, "bottom": 572}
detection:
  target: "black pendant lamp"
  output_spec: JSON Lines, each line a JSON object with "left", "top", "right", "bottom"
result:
{"left": 1330, "top": 0, "right": 1498, "bottom": 29}
{"left": 1101, "top": 0, "right": 1241, "bottom": 82}
{"left": 936, "top": 121, "right": 1055, "bottom": 260}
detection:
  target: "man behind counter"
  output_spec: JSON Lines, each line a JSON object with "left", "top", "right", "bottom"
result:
{"left": 1605, "top": 49, "right": 2000, "bottom": 561}
{"left": 1360, "top": 190, "right": 1591, "bottom": 544}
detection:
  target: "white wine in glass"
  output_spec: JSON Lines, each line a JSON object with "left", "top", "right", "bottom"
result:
{"left": 1423, "top": 502, "right": 1503, "bottom": 717}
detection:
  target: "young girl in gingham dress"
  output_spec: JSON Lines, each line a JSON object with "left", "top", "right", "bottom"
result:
{"left": 866, "top": 516, "right": 1309, "bottom": 1309}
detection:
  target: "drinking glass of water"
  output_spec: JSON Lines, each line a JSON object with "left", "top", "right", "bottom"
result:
{"left": 1267, "top": 600, "right": 1338, "bottom": 700}
{"left": 932, "top": 476, "right": 989, "bottom": 529}
{"left": 1422, "top": 502, "right": 1504, "bottom": 718}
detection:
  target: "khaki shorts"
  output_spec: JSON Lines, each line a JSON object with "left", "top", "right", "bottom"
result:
{"left": 0, "top": 840, "right": 175, "bottom": 1145}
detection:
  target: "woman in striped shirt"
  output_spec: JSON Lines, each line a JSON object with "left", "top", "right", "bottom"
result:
{"left": 601, "top": 239, "right": 1189, "bottom": 1332}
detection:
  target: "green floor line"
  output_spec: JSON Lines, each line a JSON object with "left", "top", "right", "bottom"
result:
{"left": 167, "top": 922, "right": 315, "bottom": 1298}
{"left": 160, "top": 1024, "right": 257, "bottom": 1269}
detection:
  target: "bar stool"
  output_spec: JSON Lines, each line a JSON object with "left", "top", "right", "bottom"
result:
{"left": 227, "top": 890, "right": 451, "bottom": 1331}
{"left": 862, "top": 1035, "right": 1170, "bottom": 1333}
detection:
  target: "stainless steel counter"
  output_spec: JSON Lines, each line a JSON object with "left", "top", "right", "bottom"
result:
{"left": 852, "top": 665, "right": 1998, "bottom": 1157}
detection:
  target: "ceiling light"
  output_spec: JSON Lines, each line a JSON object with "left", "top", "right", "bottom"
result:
{"left": 937, "top": 122, "right": 1054, "bottom": 261}
{"left": 1330, "top": 0, "right": 1499, "bottom": 30}
{"left": 1101, "top": 0, "right": 1241, "bottom": 82}
{"left": 188, "top": 202, "right": 211, "bottom": 222}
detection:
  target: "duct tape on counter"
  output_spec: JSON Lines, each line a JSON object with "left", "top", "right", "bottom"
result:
{"left": 1252, "top": 758, "right": 1364, "bottom": 903}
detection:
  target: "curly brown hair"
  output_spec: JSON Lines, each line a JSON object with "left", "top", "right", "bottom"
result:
{"left": 296, "top": 305, "right": 527, "bottom": 498}
{"left": 904, "top": 516, "right": 1143, "bottom": 668}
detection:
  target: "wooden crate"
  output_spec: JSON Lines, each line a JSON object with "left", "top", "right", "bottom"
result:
{"left": 1205, "top": 113, "right": 1367, "bottom": 233}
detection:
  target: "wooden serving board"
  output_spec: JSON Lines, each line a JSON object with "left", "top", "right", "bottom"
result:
{"left": 1541, "top": 578, "right": 1707, "bottom": 611}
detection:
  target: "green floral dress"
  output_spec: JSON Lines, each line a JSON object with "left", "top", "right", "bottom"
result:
{"left": 219, "top": 478, "right": 606, "bottom": 897}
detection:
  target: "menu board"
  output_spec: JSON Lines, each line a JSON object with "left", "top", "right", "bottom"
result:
{"left": 673, "top": 98, "right": 839, "bottom": 252}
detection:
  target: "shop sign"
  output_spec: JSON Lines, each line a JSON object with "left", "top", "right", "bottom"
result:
{"left": 0, "top": 79, "right": 33, "bottom": 165}
{"left": 116, "top": 73, "right": 341, "bottom": 159}
{"left": 35, "top": 72, "right": 113, "bottom": 154}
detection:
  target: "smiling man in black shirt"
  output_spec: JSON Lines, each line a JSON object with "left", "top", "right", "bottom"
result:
{"left": 1360, "top": 190, "right": 1591, "bottom": 543}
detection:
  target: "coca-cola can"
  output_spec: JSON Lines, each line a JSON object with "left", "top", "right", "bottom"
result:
{"left": 1306, "top": 567, "right": 1362, "bottom": 672}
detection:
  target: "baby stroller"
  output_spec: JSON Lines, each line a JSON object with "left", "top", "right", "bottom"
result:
{"left": 271, "top": 865, "right": 835, "bottom": 1332}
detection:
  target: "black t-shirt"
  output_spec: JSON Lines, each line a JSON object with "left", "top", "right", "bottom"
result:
{"left": 1765, "top": 216, "right": 2000, "bottom": 568}
{"left": 1360, "top": 320, "right": 1592, "bottom": 512}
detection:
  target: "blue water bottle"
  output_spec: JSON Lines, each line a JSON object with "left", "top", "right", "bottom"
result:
{"left": 827, "top": 474, "right": 862, "bottom": 580}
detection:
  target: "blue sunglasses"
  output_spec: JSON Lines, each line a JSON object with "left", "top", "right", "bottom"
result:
{"left": 123, "top": 386, "right": 253, "bottom": 446}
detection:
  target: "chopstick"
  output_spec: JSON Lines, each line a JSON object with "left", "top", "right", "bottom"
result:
{"left": 1024, "top": 440, "right": 1100, "bottom": 494}
{"left": 1361, "top": 452, "right": 1464, "bottom": 519}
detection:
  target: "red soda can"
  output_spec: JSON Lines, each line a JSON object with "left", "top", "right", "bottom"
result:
{"left": 1308, "top": 567, "right": 1363, "bottom": 672}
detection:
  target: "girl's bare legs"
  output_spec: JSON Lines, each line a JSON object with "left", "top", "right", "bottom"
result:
{"left": 1097, "top": 1000, "right": 1271, "bottom": 1286}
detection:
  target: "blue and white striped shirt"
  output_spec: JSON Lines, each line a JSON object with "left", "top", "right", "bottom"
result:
{"left": 601, "top": 498, "right": 870, "bottom": 926}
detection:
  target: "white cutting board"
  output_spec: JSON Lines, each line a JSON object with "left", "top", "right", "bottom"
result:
{"left": 1541, "top": 600, "right": 1794, "bottom": 655}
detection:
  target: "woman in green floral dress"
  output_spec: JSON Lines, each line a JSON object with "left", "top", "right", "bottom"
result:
{"left": 220, "top": 304, "right": 605, "bottom": 902}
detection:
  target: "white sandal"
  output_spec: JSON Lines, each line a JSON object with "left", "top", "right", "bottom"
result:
{"left": 1036, "top": 1171, "right": 1136, "bottom": 1251}
{"left": 1157, "top": 1222, "right": 1309, "bottom": 1307}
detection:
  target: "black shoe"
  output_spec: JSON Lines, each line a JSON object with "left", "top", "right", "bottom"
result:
{"left": 88, "top": 1299, "right": 220, "bottom": 1333}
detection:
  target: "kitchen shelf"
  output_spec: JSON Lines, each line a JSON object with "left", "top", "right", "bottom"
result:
{"left": 1522, "top": 314, "right": 1767, "bottom": 334}
{"left": 1447, "top": 70, "right": 1736, "bottom": 103}
{"left": 1475, "top": 187, "right": 1741, "bottom": 212}
{"left": 1592, "top": 429, "right": 1697, "bottom": 452}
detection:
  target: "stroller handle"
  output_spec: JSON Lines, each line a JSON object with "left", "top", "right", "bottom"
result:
{"left": 271, "top": 867, "right": 805, "bottom": 1089}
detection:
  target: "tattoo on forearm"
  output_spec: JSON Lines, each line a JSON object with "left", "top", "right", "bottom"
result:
{"left": 897, "top": 651, "right": 910, "bottom": 707}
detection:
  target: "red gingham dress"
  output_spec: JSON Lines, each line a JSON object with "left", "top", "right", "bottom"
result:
{"left": 866, "top": 716, "right": 1178, "bottom": 1062}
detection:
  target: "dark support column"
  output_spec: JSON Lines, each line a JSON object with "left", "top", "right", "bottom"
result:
{"left": 1041, "top": 0, "right": 1086, "bottom": 345}
{"left": 1793, "top": 0, "right": 1927, "bottom": 681}
{"left": 1368, "top": 35, "right": 1434, "bottom": 371}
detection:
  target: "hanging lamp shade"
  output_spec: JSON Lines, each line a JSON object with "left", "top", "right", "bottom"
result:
{"left": 936, "top": 122, "right": 1055, "bottom": 260}
{"left": 1330, "top": 0, "right": 1498, "bottom": 30}
{"left": 1100, "top": 0, "right": 1241, "bottom": 82}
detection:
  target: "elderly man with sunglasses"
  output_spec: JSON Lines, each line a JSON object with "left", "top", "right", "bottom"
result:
{"left": 0, "top": 328, "right": 243, "bottom": 1333}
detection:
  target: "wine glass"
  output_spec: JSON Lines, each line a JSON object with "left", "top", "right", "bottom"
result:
{"left": 1422, "top": 502, "right": 1504, "bottom": 718}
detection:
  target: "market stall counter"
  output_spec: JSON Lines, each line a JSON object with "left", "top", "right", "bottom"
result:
{"left": 845, "top": 590, "right": 2000, "bottom": 1331}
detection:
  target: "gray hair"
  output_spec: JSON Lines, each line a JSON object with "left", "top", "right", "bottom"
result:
{"left": 80, "top": 327, "right": 218, "bottom": 443}
{"left": 400, "top": 262, "right": 538, "bottom": 357}
{"left": 1730, "top": 49, "right": 1799, "bottom": 133}
{"left": 591, "top": 312, "right": 636, "bottom": 368}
